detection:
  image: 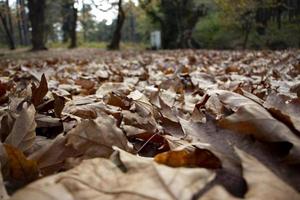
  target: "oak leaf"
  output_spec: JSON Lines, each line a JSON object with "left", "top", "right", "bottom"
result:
{"left": 10, "top": 148, "right": 215, "bottom": 200}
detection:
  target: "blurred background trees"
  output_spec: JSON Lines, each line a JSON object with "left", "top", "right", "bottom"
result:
{"left": 140, "top": 0, "right": 207, "bottom": 49}
{"left": 0, "top": 0, "right": 299, "bottom": 50}
{"left": 0, "top": 0, "right": 15, "bottom": 49}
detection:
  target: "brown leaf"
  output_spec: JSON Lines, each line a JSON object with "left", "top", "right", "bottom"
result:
{"left": 128, "top": 132, "right": 170, "bottom": 157}
{"left": 63, "top": 100, "right": 121, "bottom": 120}
{"left": 35, "top": 114, "right": 63, "bottom": 138}
{"left": 218, "top": 104, "right": 300, "bottom": 160}
{"left": 155, "top": 147, "right": 221, "bottom": 169}
{"left": 31, "top": 74, "right": 48, "bottom": 107}
{"left": 264, "top": 93, "right": 300, "bottom": 134}
{"left": 0, "top": 164, "right": 9, "bottom": 200}
{"left": 66, "top": 113, "right": 133, "bottom": 158}
{"left": 53, "top": 93, "right": 66, "bottom": 118}
{"left": 0, "top": 81, "right": 7, "bottom": 98}
{"left": 28, "top": 134, "right": 80, "bottom": 175}
{"left": 3, "top": 144, "right": 39, "bottom": 183}
{"left": 10, "top": 148, "right": 215, "bottom": 200}
{"left": 122, "top": 110, "right": 160, "bottom": 133}
{"left": 201, "top": 148, "right": 300, "bottom": 200}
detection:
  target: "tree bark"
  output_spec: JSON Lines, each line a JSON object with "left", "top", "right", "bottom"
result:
{"left": 28, "top": 0, "right": 47, "bottom": 51}
{"left": 0, "top": 0, "right": 15, "bottom": 49}
{"left": 19, "top": 0, "right": 29, "bottom": 45}
{"left": 17, "top": 0, "right": 24, "bottom": 45}
{"left": 69, "top": 6, "right": 78, "bottom": 48}
{"left": 107, "top": 0, "right": 125, "bottom": 50}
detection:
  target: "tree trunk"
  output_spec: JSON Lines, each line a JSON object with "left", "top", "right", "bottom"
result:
{"left": 19, "top": 0, "right": 29, "bottom": 45}
{"left": 62, "top": 1, "right": 71, "bottom": 43}
{"left": 69, "top": 6, "right": 77, "bottom": 48}
{"left": 17, "top": 0, "right": 24, "bottom": 45}
{"left": 107, "top": 0, "right": 125, "bottom": 50}
{"left": 28, "top": 0, "right": 47, "bottom": 51}
{"left": 0, "top": 16, "right": 15, "bottom": 50}
{"left": 0, "top": 0, "right": 15, "bottom": 50}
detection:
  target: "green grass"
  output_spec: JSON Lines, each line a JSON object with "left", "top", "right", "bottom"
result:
{"left": 46, "top": 41, "right": 146, "bottom": 50}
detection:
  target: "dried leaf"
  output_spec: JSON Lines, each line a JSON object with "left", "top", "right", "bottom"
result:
{"left": 66, "top": 113, "right": 133, "bottom": 158}
{"left": 2, "top": 144, "right": 39, "bottom": 183}
{"left": 28, "top": 134, "right": 79, "bottom": 175}
{"left": 154, "top": 147, "right": 221, "bottom": 169}
{"left": 31, "top": 74, "right": 48, "bottom": 107}
{"left": 218, "top": 104, "right": 300, "bottom": 160}
{"left": 264, "top": 93, "right": 300, "bottom": 134}
{"left": 53, "top": 93, "right": 66, "bottom": 118}
{"left": 235, "top": 148, "right": 300, "bottom": 199}
{"left": 0, "top": 164, "right": 9, "bottom": 200}
{"left": 10, "top": 148, "right": 215, "bottom": 200}
{"left": 4, "top": 103, "right": 36, "bottom": 152}
{"left": 96, "top": 82, "right": 132, "bottom": 98}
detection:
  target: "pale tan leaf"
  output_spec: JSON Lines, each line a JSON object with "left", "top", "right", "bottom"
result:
{"left": 11, "top": 148, "right": 215, "bottom": 200}
{"left": 96, "top": 82, "right": 132, "bottom": 98}
{"left": 4, "top": 103, "right": 36, "bottom": 152}
{"left": 236, "top": 148, "right": 300, "bottom": 200}
{"left": 200, "top": 186, "right": 239, "bottom": 200}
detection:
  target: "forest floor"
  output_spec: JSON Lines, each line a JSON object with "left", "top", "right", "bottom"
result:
{"left": 0, "top": 49, "right": 300, "bottom": 200}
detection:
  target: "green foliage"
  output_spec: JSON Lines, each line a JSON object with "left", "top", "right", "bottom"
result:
{"left": 194, "top": 12, "right": 300, "bottom": 49}
{"left": 194, "top": 13, "right": 240, "bottom": 49}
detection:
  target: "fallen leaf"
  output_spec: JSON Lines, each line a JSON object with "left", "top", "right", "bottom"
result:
{"left": 28, "top": 134, "right": 80, "bottom": 175}
{"left": 218, "top": 104, "right": 300, "bottom": 160}
{"left": 154, "top": 147, "right": 221, "bottom": 169}
{"left": 2, "top": 144, "right": 39, "bottom": 184}
{"left": 53, "top": 93, "right": 66, "bottom": 118}
{"left": 235, "top": 148, "right": 300, "bottom": 199}
{"left": 0, "top": 163, "right": 9, "bottom": 200}
{"left": 96, "top": 82, "right": 132, "bottom": 98}
{"left": 4, "top": 103, "right": 36, "bottom": 152}
{"left": 128, "top": 132, "right": 170, "bottom": 157}
{"left": 264, "top": 93, "right": 300, "bottom": 134}
{"left": 10, "top": 148, "right": 215, "bottom": 200}
{"left": 31, "top": 74, "right": 48, "bottom": 107}
{"left": 66, "top": 113, "right": 133, "bottom": 158}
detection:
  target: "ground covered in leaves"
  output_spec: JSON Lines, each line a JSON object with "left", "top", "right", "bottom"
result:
{"left": 0, "top": 49, "right": 300, "bottom": 200}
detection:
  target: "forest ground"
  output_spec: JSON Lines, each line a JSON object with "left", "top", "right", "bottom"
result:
{"left": 0, "top": 48, "right": 300, "bottom": 200}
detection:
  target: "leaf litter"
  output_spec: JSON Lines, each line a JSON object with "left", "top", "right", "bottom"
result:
{"left": 0, "top": 49, "right": 300, "bottom": 199}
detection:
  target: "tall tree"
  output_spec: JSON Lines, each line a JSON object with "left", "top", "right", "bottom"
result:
{"left": 69, "top": 3, "right": 78, "bottom": 48}
{"left": 16, "top": 0, "right": 29, "bottom": 45}
{"left": 62, "top": 0, "right": 78, "bottom": 48}
{"left": 0, "top": 0, "right": 15, "bottom": 49}
{"left": 107, "top": 0, "right": 125, "bottom": 50}
{"left": 140, "top": 0, "right": 206, "bottom": 49}
{"left": 80, "top": 3, "right": 94, "bottom": 42}
{"left": 28, "top": 0, "right": 47, "bottom": 50}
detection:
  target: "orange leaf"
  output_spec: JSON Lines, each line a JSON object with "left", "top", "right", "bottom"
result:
{"left": 4, "top": 144, "right": 39, "bottom": 182}
{"left": 154, "top": 148, "right": 222, "bottom": 169}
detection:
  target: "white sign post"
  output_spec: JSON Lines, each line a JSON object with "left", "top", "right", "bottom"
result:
{"left": 150, "top": 31, "right": 161, "bottom": 50}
